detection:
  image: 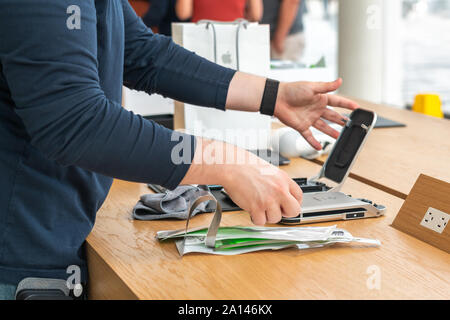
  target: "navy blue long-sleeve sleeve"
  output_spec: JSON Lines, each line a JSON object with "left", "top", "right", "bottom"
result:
{"left": 122, "top": 1, "right": 234, "bottom": 108}
{"left": 1, "top": 0, "right": 234, "bottom": 187}
{"left": 0, "top": 0, "right": 235, "bottom": 284}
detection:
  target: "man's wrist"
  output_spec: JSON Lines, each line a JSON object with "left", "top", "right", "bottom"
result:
{"left": 182, "top": 138, "right": 240, "bottom": 187}
{"left": 273, "top": 82, "right": 288, "bottom": 118}
{"left": 225, "top": 72, "right": 266, "bottom": 113}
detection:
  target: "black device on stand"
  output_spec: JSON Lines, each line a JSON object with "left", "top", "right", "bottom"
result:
{"left": 149, "top": 109, "right": 386, "bottom": 222}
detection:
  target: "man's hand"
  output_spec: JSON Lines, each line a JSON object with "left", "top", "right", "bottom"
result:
{"left": 275, "top": 78, "right": 359, "bottom": 150}
{"left": 221, "top": 150, "right": 302, "bottom": 226}
{"left": 180, "top": 139, "right": 302, "bottom": 225}
{"left": 226, "top": 74, "right": 359, "bottom": 150}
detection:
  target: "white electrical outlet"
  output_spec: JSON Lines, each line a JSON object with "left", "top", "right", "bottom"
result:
{"left": 420, "top": 207, "right": 450, "bottom": 234}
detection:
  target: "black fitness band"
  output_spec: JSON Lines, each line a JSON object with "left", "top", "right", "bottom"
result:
{"left": 259, "top": 78, "right": 280, "bottom": 116}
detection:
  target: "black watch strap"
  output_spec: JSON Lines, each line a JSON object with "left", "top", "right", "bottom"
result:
{"left": 259, "top": 78, "right": 280, "bottom": 116}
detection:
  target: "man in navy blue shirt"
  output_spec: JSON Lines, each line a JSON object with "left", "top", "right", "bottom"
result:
{"left": 0, "top": 0, "right": 358, "bottom": 299}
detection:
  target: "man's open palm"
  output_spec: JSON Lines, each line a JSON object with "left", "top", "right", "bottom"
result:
{"left": 275, "top": 78, "right": 359, "bottom": 150}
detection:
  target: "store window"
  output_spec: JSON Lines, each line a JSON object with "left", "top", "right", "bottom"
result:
{"left": 402, "top": 0, "right": 450, "bottom": 113}
{"left": 303, "top": 0, "right": 449, "bottom": 115}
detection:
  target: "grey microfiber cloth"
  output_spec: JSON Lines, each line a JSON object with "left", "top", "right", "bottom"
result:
{"left": 133, "top": 185, "right": 215, "bottom": 220}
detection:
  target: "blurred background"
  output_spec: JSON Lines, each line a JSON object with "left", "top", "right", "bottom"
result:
{"left": 300, "top": 0, "right": 450, "bottom": 116}
{"left": 128, "top": 0, "right": 450, "bottom": 118}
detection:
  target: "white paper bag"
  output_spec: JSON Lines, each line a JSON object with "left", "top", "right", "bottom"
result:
{"left": 172, "top": 20, "right": 271, "bottom": 150}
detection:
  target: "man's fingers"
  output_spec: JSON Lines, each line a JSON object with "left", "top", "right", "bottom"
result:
{"left": 301, "top": 129, "right": 322, "bottom": 150}
{"left": 251, "top": 210, "right": 266, "bottom": 226}
{"left": 289, "top": 178, "right": 303, "bottom": 203}
{"left": 313, "top": 119, "right": 340, "bottom": 139}
{"left": 311, "top": 78, "right": 342, "bottom": 94}
{"left": 266, "top": 204, "right": 282, "bottom": 224}
{"left": 322, "top": 108, "right": 349, "bottom": 126}
{"left": 281, "top": 193, "right": 301, "bottom": 218}
{"left": 327, "top": 94, "right": 360, "bottom": 111}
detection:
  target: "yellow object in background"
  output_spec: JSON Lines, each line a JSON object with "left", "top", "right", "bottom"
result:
{"left": 413, "top": 94, "right": 444, "bottom": 118}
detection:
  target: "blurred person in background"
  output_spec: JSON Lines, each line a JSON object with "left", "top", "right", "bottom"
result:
{"left": 142, "top": 0, "right": 189, "bottom": 36}
{"left": 262, "top": 0, "right": 307, "bottom": 62}
{"left": 176, "top": 0, "right": 263, "bottom": 22}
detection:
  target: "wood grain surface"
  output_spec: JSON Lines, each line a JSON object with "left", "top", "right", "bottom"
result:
{"left": 86, "top": 158, "right": 450, "bottom": 300}
{"left": 392, "top": 174, "right": 450, "bottom": 253}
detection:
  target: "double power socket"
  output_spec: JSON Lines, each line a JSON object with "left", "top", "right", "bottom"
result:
{"left": 420, "top": 207, "right": 450, "bottom": 234}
